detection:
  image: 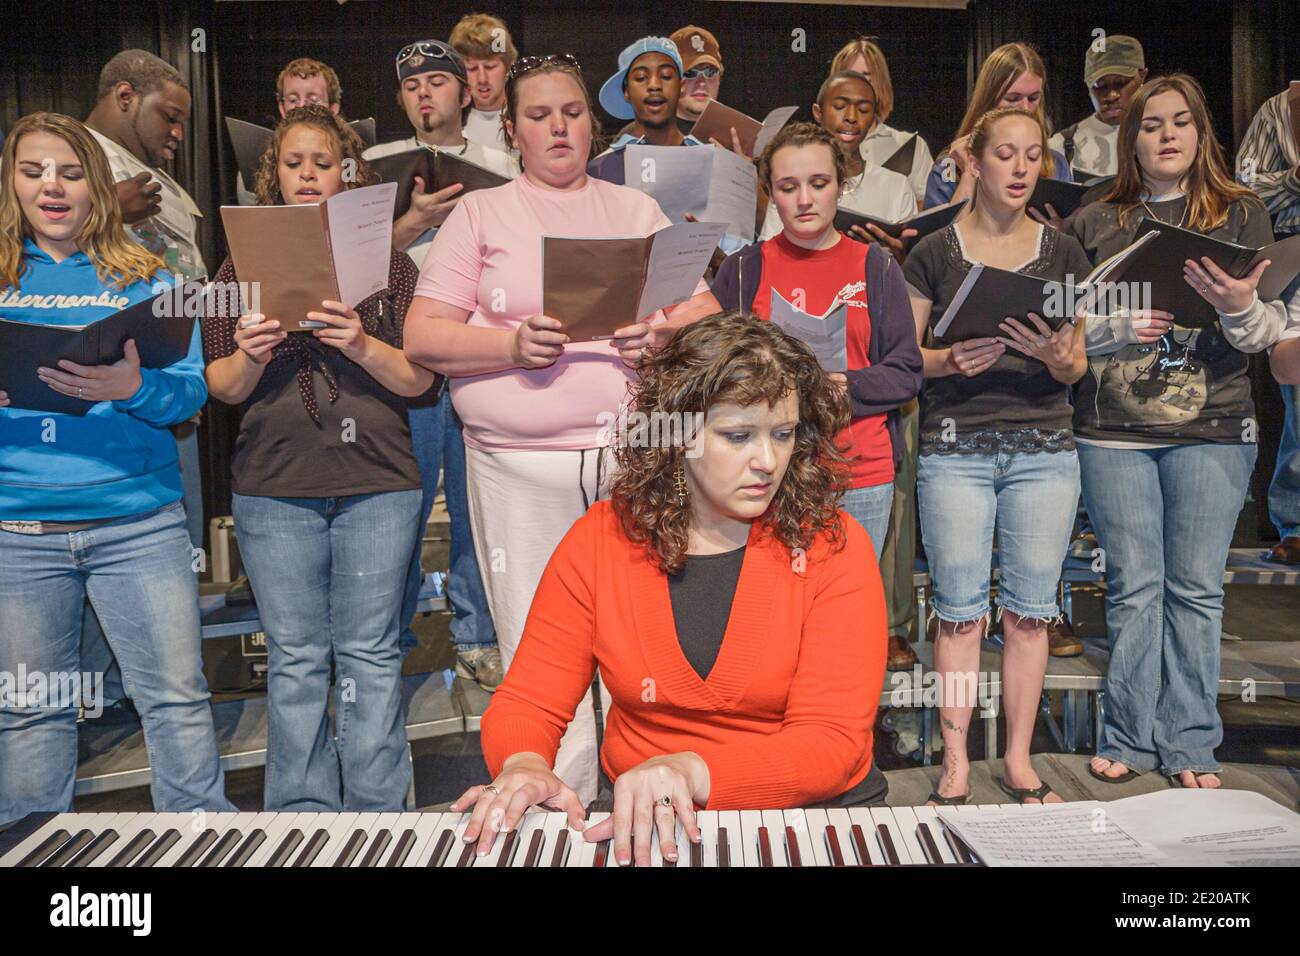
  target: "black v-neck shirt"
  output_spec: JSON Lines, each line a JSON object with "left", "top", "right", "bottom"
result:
{"left": 667, "top": 545, "right": 747, "bottom": 680}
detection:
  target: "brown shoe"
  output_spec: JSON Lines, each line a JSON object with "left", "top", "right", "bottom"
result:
{"left": 1047, "top": 617, "right": 1084, "bottom": 657}
{"left": 886, "top": 633, "right": 918, "bottom": 670}
{"left": 1265, "top": 536, "right": 1300, "bottom": 565}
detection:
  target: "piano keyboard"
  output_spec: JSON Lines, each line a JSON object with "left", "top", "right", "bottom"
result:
{"left": 0, "top": 807, "right": 983, "bottom": 867}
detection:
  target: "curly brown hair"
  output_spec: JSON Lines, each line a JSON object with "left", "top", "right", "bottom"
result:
{"left": 610, "top": 312, "right": 851, "bottom": 575}
{"left": 757, "top": 120, "right": 847, "bottom": 199}
{"left": 253, "top": 105, "right": 377, "bottom": 206}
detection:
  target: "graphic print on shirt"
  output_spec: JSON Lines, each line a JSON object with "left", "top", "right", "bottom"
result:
{"left": 1089, "top": 328, "right": 1216, "bottom": 428}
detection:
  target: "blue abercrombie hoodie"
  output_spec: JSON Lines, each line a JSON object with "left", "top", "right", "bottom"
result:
{"left": 0, "top": 239, "right": 206, "bottom": 522}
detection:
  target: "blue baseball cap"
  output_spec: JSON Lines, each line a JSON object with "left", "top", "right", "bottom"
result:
{"left": 598, "top": 37, "right": 683, "bottom": 120}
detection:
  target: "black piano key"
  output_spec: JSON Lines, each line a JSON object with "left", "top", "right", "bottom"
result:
{"left": 358, "top": 829, "right": 392, "bottom": 868}
{"left": 717, "top": 827, "right": 730, "bottom": 868}
{"left": 225, "top": 830, "right": 267, "bottom": 868}
{"left": 917, "top": 822, "right": 944, "bottom": 865}
{"left": 784, "top": 826, "right": 803, "bottom": 867}
{"left": 522, "top": 829, "right": 545, "bottom": 868}
{"left": 876, "top": 824, "right": 900, "bottom": 865}
{"left": 266, "top": 829, "right": 304, "bottom": 868}
{"left": 331, "top": 829, "right": 369, "bottom": 868}
{"left": 757, "top": 826, "right": 774, "bottom": 867}
{"left": 15, "top": 829, "right": 72, "bottom": 868}
{"left": 689, "top": 837, "right": 703, "bottom": 868}
{"left": 132, "top": 830, "right": 181, "bottom": 868}
{"left": 384, "top": 830, "right": 416, "bottom": 867}
{"left": 824, "top": 825, "right": 846, "bottom": 866}
{"left": 41, "top": 829, "right": 95, "bottom": 867}
{"left": 425, "top": 830, "right": 454, "bottom": 868}
{"left": 495, "top": 829, "right": 519, "bottom": 867}
{"left": 107, "top": 829, "right": 156, "bottom": 868}
{"left": 850, "top": 824, "right": 872, "bottom": 866}
{"left": 548, "top": 829, "right": 569, "bottom": 868}
{"left": 66, "top": 829, "right": 120, "bottom": 867}
{"left": 947, "top": 829, "right": 979, "bottom": 865}
{"left": 454, "top": 840, "right": 477, "bottom": 868}
{"left": 290, "top": 828, "right": 331, "bottom": 868}
{"left": 198, "top": 829, "right": 242, "bottom": 868}
{"left": 591, "top": 840, "right": 610, "bottom": 867}
{"left": 174, "top": 829, "right": 219, "bottom": 868}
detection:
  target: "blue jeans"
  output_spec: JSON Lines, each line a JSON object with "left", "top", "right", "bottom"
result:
{"left": 401, "top": 391, "right": 496, "bottom": 653}
{"left": 917, "top": 450, "right": 1080, "bottom": 622}
{"left": 0, "top": 501, "right": 233, "bottom": 825}
{"left": 232, "top": 490, "right": 420, "bottom": 811}
{"left": 840, "top": 482, "right": 893, "bottom": 561}
{"left": 1269, "top": 385, "right": 1300, "bottom": 540}
{"left": 1078, "top": 441, "right": 1256, "bottom": 776}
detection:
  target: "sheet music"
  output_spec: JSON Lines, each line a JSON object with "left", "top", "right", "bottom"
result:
{"left": 937, "top": 790, "right": 1300, "bottom": 867}
{"left": 753, "top": 106, "right": 799, "bottom": 156}
{"left": 635, "top": 221, "right": 727, "bottom": 319}
{"left": 323, "top": 182, "right": 397, "bottom": 308}
{"left": 769, "top": 288, "right": 848, "bottom": 372}
{"left": 624, "top": 145, "right": 757, "bottom": 243}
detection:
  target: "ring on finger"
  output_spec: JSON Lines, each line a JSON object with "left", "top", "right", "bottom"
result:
{"left": 483, "top": 784, "right": 500, "bottom": 795}
{"left": 658, "top": 794, "right": 672, "bottom": 808}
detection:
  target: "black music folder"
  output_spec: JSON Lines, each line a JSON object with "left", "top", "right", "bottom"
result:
{"left": 834, "top": 199, "right": 966, "bottom": 244}
{"left": 225, "top": 116, "right": 377, "bottom": 189}
{"left": 0, "top": 292, "right": 197, "bottom": 415}
{"left": 933, "top": 264, "right": 1081, "bottom": 342}
{"left": 1087, "top": 219, "right": 1300, "bottom": 328}
{"left": 881, "top": 133, "right": 918, "bottom": 176}
{"left": 368, "top": 148, "right": 511, "bottom": 219}
{"left": 1027, "top": 177, "right": 1092, "bottom": 220}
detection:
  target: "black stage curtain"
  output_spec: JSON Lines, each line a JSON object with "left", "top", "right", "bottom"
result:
{"left": 2, "top": 1, "right": 1298, "bottom": 535}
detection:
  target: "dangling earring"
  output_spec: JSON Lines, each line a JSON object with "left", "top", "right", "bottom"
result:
{"left": 674, "top": 463, "right": 689, "bottom": 506}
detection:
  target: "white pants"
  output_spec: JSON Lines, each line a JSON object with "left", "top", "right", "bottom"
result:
{"left": 465, "top": 445, "right": 614, "bottom": 806}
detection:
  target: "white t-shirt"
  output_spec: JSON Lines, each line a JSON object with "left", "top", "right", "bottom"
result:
{"left": 88, "top": 127, "right": 207, "bottom": 279}
{"left": 858, "top": 121, "right": 932, "bottom": 208}
{"left": 464, "top": 108, "right": 514, "bottom": 156}
{"left": 1048, "top": 113, "right": 1118, "bottom": 179}
{"left": 362, "top": 135, "right": 518, "bottom": 268}
{"left": 759, "top": 161, "right": 916, "bottom": 240}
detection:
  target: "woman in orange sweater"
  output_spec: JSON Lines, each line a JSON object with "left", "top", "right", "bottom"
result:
{"left": 451, "top": 313, "right": 889, "bottom": 866}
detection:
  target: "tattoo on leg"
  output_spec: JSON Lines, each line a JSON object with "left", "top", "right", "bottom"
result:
{"left": 941, "top": 716, "right": 964, "bottom": 734}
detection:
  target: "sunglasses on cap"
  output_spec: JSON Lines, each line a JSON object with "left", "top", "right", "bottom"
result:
{"left": 506, "top": 53, "right": 582, "bottom": 81}
{"left": 397, "top": 40, "right": 457, "bottom": 66}
{"left": 683, "top": 65, "right": 720, "bottom": 80}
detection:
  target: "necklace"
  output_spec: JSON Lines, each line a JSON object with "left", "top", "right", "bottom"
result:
{"left": 1138, "top": 194, "right": 1187, "bottom": 228}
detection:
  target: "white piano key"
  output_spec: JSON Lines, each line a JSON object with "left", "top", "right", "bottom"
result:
{"left": 0, "top": 814, "right": 84, "bottom": 867}
{"left": 194, "top": 812, "right": 260, "bottom": 867}
{"left": 911, "top": 805, "right": 959, "bottom": 864}
{"left": 82, "top": 813, "right": 152, "bottom": 868}
{"left": 221, "top": 811, "right": 278, "bottom": 867}
{"left": 60, "top": 812, "right": 137, "bottom": 866}
{"left": 717, "top": 810, "right": 743, "bottom": 867}
{"left": 241, "top": 812, "right": 303, "bottom": 868}
{"left": 403, "top": 812, "right": 453, "bottom": 867}
{"left": 696, "top": 811, "right": 718, "bottom": 868}
{"left": 760, "top": 809, "right": 788, "bottom": 866}
{"left": 441, "top": 813, "right": 476, "bottom": 868}
{"left": 537, "top": 812, "right": 569, "bottom": 868}
{"left": 821, "top": 808, "right": 858, "bottom": 866}
{"left": 845, "top": 808, "right": 887, "bottom": 865}
{"left": 309, "top": 812, "right": 362, "bottom": 867}
{"left": 567, "top": 812, "right": 607, "bottom": 868}
{"left": 155, "top": 812, "right": 241, "bottom": 868}
{"left": 869, "top": 806, "right": 914, "bottom": 864}
{"left": 505, "top": 811, "right": 544, "bottom": 868}
{"left": 738, "top": 810, "right": 764, "bottom": 867}
{"left": 473, "top": 814, "right": 517, "bottom": 867}
{"left": 887, "top": 806, "right": 932, "bottom": 865}
{"left": 370, "top": 811, "right": 420, "bottom": 866}
{"left": 349, "top": 812, "right": 402, "bottom": 867}
{"left": 126, "top": 813, "right": 204, "bottom": 868}
{"left": 793, "top": 808, "right": 829, "bottom": 866}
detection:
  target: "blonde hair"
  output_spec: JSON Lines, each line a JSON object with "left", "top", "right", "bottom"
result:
{"left": 954, "top": 43, "right": 1054, "bottom": 179}
{"left": 253, "top": 105, "right": 377, "bottom": 206}
{"left": 1104, "top": 74, "right": 1256, "bottom": 232}
{"left": 829, "top": 37, "right": 894, "bottom": 122}
{"left": 968, "top": 107, "right": 1049, "bottom": 210}
{"left": 0, "top": 112, "right": 163, "bottom": 291}
{"left": 276, "top": 57, "right": 342, "bottom": 106}
{"left": 449, "top": 12, "right": 517, "bottom": 66}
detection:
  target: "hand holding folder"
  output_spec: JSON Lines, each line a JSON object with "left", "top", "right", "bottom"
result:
{"left": 689, "top": 100, "right": 797, "bottom": 157}
{"left": 541, "top": 221, "right": 725, "bottom": 341}
{"left": 219, "top": 182, "right": 396, "bottom": 332}
{"left": 369, "top": 147, "right": 510, "bottom": 220}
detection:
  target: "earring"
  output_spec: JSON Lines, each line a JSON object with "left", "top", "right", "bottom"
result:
{"left": 674, "top": 463, "right": 688, "bottom": 506}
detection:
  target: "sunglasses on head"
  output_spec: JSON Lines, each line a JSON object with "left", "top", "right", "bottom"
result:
{"left": 506, "top": 53, "right": 582, "bottom": 81}
{"left": 397, "top": 40, "right": 456, "bottom": 66}
{"left": 683, "top": 65, "right": 720, "bottom": 80}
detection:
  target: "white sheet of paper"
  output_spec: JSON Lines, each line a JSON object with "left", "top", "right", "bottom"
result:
{"left": 324, "top": 182, "right": 397, "bottom": 308}
{"left": 936, "top": 789, "right": 1300, "bottom": 867}
{"left": 634, "top": 221, "right": 727, "bottom": 319}
{"left": 769, "top": 288, "right": 848, "bottom": 372}
{"left": 623, "top": 145, "right": 757, "bottom": 243}
{"left": 753, "top": 106, "right": 799, "bottom": 157}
